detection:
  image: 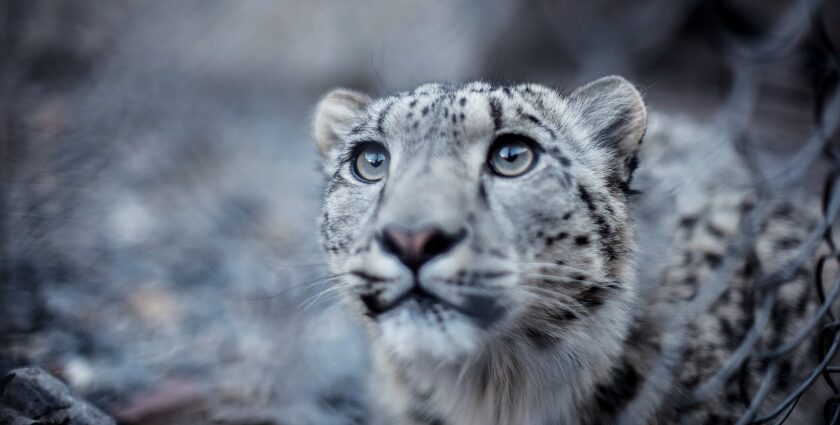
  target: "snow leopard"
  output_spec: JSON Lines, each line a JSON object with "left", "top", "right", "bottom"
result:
{"left": 312, "top": 76, "right": 823, "bottom": 425}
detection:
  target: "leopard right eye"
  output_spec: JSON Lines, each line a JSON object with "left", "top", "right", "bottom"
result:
{"left": 351, "top": 142, "right": 390, "bottom": 183}
{"left": 487, "top": 134, "right": 538, "bottom": 178}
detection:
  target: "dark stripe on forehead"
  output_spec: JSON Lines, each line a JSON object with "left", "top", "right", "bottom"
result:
{"left": 513, "top": 93, "right": 558, "bottom": 139}
{"left": 517, "top": 85, "right": 535, "bottom": 95}
{"left": 523, "top": 113, "right": 556, "bottom": 139}
{"left": 376, "top": 99, "right": 395, "bottom": 135}
{"left": 349, "top": 123, "right": 366, "bottom": 135}
{"left": 489, "top": 97, "right": 503, "bottom": 130}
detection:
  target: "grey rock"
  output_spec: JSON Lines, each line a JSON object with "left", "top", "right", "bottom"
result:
{"left": 0, "top": 367, "right": 115, "bottom": 425}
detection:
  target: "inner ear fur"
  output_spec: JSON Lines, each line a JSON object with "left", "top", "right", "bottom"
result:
{"left": 313, "top": 88, "right": 371, "bottom": 163}
{"left": 569, "top": 76, "right": 647, "bottom": 184}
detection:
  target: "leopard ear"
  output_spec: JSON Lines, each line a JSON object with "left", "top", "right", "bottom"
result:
{"left": 569, "top": 76, "right": 646, "bottom": 185}
{"left": 313, "top": 88, "right": 371, "bottom": 163}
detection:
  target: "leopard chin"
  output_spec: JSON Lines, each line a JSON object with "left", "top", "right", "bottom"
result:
{"left": 375, "top": 299, "right": 483, "bottom": 362}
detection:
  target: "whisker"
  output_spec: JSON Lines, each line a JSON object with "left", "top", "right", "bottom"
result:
{"left": 300, "top": 281, "right": 352, "bottom": 310}
{"left": 517, "top": 272, "right": 591, "bottom": 284}
{"left": 517, "top": 261, "right": 596, "bottom": 276}
{"left": 514, "top": 271, "right": 616, "bottom": 286}
{"left": 262, "top": 260, "right": 330, "bottom": 270}
{"left": 246, "top": 273, "right": 348, "bottom": 301}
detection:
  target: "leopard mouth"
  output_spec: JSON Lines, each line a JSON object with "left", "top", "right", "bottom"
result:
{"left": 361, "top": 284, "right": 451, "bottom": 317}
{"left": 360, "top": 282, "right": 506, "bottom": 328}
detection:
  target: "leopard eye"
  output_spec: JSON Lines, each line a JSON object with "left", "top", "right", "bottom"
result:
{"left": 488, "top": 135, "right": 537, "bottom": 177}
{"left": 352, "top": 143, "right": 390, "bottom": 183}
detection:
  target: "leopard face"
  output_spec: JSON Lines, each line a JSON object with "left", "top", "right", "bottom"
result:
{"left": 313, "top": 77, "right": 646, "bottom": 364}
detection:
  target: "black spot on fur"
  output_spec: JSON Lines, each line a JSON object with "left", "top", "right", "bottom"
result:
{"left": 702, "top": 414, "right": 733, "bottom": 425}
{"left": 719, "top": 318, "right": 740, "bottom": 349}
{"left": 776, "top": 359, "right": 793, "bottom": 389}
{"left": 705, "top": 223, "right": 725, "bottom": 238}
{"left": 409, "top": 99, "right": 418, "bottom": 108}
{"left": 592, "top": 360, "right": 642, "bottom": 419}
{"left": 459, "top": 97, "right": 467, "bottom": 106}
{"left": 524, "top": 326, "right": 554, "bottom": 349}
{"left": 525, "top": 114, "right": 542, "bottom": 126}
{"left": 422, "top": 106, "right": 430, "bottom": 116}
{"left": 577, "top": 184, "right": 620, "bottom": 263}
{"left": 559, "top": 171, "right": 573, "bottom": 188}
{"left": 545, "top": 232, "right": 568, "bottom": 246}
{"left": 548, "top": 309, "right": 578, "bottom": 322}
{"left": 704, "top": 253, "right": 723, "bottom": 268}
{"left": 679, "top": 216, "right": 698, "bottom": 230}
{"left": 578, "top": 184, "right": 596, "bottom": 211}
{"left": 409, "top": 408, "right": 447, "bottom": 425}
{"left": 624, "top": 152, "right": 640, "bottom": 190}
{"left": 774, "top": 237, "right": 801, "bottom": 250}
{"left": 576, "top": 286, "right": 607, "bottom": 309}
{"left": 574, "top": 235, "right": 590, "bottom": 246}
{"left": 319, "top": 392, "right": 367, "bottom": 424}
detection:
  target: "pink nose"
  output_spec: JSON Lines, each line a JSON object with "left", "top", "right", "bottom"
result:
{"left": 379, "top": 225, "right": 466, "bottom": 272}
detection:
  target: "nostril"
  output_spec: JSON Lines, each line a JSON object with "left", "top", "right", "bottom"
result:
{"left": 422, "top": 228, "right": 467, "bottom": 258}
{"left": 379, "top": 225, "right": 467, "bottom": 271}
{"left": 379, "top": 230, "right": 403, "bottom": 258}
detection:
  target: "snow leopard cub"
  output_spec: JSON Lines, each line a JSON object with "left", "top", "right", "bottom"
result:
{"left": 312, "top": 77, "right": 819, "bottom": 424}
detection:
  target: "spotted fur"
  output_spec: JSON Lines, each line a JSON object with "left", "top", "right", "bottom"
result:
{"left": 312, "top": 77, "right": 822, "bottom": 424}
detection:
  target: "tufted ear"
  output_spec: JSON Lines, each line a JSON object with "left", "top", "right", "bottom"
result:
{"left": 569, "top": 76, "right": 647, "bottom": 187}
{"left": 313, "top": 88, "right": 372, "bottom": 163}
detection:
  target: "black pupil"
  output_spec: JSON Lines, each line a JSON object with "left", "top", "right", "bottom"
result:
{"left": 365, "top": 150, "right": 385, "bottom": 168}
{"left": 499, "top": 144, "right": 526, "bottom": 162}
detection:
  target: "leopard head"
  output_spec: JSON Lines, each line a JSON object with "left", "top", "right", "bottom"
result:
{"left": 313, "top": 76, "right": 646, "bottom": 364}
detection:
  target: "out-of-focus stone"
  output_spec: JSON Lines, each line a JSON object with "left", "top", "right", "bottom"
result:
{"left": 0, "top": 367, "right": 115, "bottom": 425}
{"left": 0, "top": 406, "right": 36, "bottom": 425}
{"left": 114, "top": 379, "right": 208, "bottom": 425}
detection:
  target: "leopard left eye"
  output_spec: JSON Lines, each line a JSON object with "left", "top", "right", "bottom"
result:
{"left": 487, "top": 134, "right": 538, "bottom": 177}
{"left": 351, "top": 142, "right": 390, "bottom": 183}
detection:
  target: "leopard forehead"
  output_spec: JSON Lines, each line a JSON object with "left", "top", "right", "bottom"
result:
{"left": 346, "top": 82, "right": 581, "bottom": 156}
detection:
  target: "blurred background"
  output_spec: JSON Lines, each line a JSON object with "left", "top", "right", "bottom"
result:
{"left": 1, "top": 1, "right": 839, "bottom": 424}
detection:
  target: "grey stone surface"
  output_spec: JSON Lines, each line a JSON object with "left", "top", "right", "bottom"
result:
{"left": 1, "top": 367, "right": 115, "bottom": 425}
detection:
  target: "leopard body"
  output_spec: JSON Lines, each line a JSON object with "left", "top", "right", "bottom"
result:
{"left": 312, "top": 77, "right": 822, "bottom": 425}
